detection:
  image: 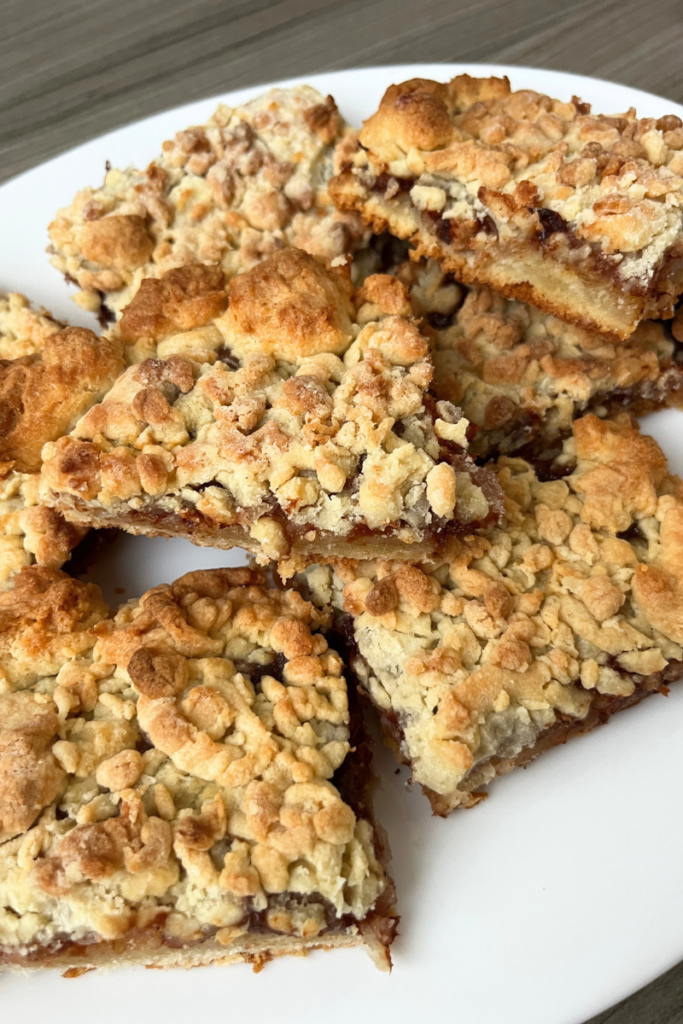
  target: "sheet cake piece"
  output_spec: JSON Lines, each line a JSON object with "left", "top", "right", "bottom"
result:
{"left": 330, "top": 74, "right": 683, "bottom": 341}
{"left": 307, "top": 414, "right": 683, "bottom": 814}
{"left": 0, "top": 293, "right": 124, "bottom": 590}
{"left": 0, "top": 565, "right": 396, "bottom": 972}
{"left": 48, "top": 85, "right": 367, "bottom": 322}
{"left": 397, "top": 259, "right": 683, "bottom": 461}
{"left": 40, "top": 248, "right": 502, "bottom": 574}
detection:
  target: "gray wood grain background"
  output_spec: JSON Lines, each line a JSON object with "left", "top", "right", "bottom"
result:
{"left": 1, "top": 0, "right": 682, "bottom": 1019}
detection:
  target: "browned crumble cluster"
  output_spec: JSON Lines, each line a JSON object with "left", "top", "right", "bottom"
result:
{"left": 396, "top": 258, "right": 683, "bottom": 460}
{"left": 0, "top": 293, "right": 124, "bottom": 590}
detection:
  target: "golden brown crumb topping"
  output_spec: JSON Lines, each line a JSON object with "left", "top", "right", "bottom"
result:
{"left": 48, "top": 86, "right": 368, "bottom": 319}
{"left": 41, "top": 249, "right": 498, "bottom": 568}
{"left": 0, "top": 567, "right": 388, "bottom": 956}
{"left": 307, "top": 414, "right": 683, "bottom": 811}
{"left": 0, "top": 294, "right": 124, "bottom": 590}
{"left": 331, "top": 74, "right": 683, "bottom": 338}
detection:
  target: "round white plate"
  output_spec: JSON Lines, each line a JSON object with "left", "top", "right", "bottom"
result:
{"left": 2, "top": 64, "right": 683, "bottom": 1024}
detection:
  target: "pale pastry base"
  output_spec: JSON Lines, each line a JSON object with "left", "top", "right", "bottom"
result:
{"left": 2, "top": 927, "right": 392, "bottom": 975}
{"left": 48, "top": 497, "right": 447, "bottom": 577}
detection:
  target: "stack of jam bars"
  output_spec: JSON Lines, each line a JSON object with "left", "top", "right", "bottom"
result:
{"left": 3, "top": 74, "right": 683, "bottom": 974}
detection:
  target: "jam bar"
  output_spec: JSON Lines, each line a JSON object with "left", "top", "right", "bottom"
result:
{"left": 49, "top": 86, "right": 367, "bottom": 322}
{"left": 309, "top": 414, "right": 683, "bottom": 814}
{"left": 0, "top": 566, "right": 396, "bottom": 971}
{"left": 330, "top": 74, "right": 683, "bottom": 341}
{"left": 40, "top": 248, "right": 502, "bottom": 575}
{"left": 397, "top": 259, "right": 683, "bottom": 461}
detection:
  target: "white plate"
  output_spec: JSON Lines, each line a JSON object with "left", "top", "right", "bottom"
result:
{"left": 2, "top": 64, "right": 683, "bottom": 1024}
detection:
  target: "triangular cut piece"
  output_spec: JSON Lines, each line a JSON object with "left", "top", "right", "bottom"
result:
{"left": 0, "top": 566, "right": 396, "bottom": 971}
{"left": 306, "top": 414, "right": 683, "bottom": 814}
{"left": 330, "top": 74, "right": 683, "bottom": 342}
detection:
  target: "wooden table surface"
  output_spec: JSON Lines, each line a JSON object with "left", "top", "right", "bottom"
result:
{"left": 1, "top": 1, "right": 682, "bottom": 1020}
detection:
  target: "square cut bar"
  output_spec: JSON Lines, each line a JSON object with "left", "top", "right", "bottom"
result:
{"left": 306, "top": 414, "right": 683, "bottom": 814}
{"left": 48, "top": 85, "right": 367, "bottom": 322}
{"left": 394, "top": 259, "right": 683, "bottom": 462}
{"left": 0, "top": 293, "right": 124, "bottom": 590}
{"left": 0, "top": 565, "right": 396, "bottom": 972}
{"left": 40, "top": 248, "right": 502, "bottom": 574}
{"left": 330, "top": 74, "right": 683, "bottom": 342}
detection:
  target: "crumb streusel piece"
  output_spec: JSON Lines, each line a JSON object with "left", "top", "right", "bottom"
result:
{"left": 40, "top": 248, "right": 502, "bottom": 574}
{"left": 0, "top": 565, "right": 396, "bottom": 972}
{"left": 0, "top": 293, "right": 124, "bottom": 590}
{"left": 307, "top": 414, "right": 683, "bottom": 815}
{"left": 330, "top": 74, "right": 683, "bottom": 341}
{"left": 398, "top": 259, "right": 683, "bottom": 461}
{"left": 48, "top": 86, "right": 367, "bottom": 322}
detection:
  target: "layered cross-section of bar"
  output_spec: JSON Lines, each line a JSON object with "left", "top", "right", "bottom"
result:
{"left": 330, "top": 74, "right": 683, "bottom": 341}
{"left": 395, "top": 259, "right": 683, "bottom": 462}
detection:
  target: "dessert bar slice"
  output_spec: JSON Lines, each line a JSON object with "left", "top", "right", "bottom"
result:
{"left": 398, "top": 259, "right": 683, "bottom": 461}
{"left": 330, "top": 74, "right": 683, "bottom": 341}
{"left": 0, "top": 293, "right": 123, "bottom": 590}
{"left": 40, "top": 248, "right": 502, "bottom": 574}
{"left": 0, "top": 565, "right": 396, "bottom": 972}
{"left": 310, "top": 414, "right": 683, "bottom": 814}
{"left": 49, "top": 85, "right": 367, "bottom": 322}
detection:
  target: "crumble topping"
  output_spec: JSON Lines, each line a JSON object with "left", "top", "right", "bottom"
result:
{"left": 0, "top": 294, "right": 124, "bottom": 589}
{"left": 307, "top": 414, "right": 683, "bottom": 813}
{"left": 399, "top": 259, "right": 682, "bottom": 458}
{"left": 40, "top": 249, "right": 500, "bottom": 572}
{"left": 330, "top": 74, "right": 683, "bottom": 339}
{"left": 0, "top": 566, "right": 391, "bottom": 964}
{"left": 48, "top": 86, "right": 368, "bottom": 320}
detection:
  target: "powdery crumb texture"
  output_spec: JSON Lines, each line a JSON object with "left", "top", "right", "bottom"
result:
{"left": 330, "top": 74, "right": 683, "bottom": 340}
{"left": 0, "top": 294, "right": 124, "bottom": 589}
{"left": 40, "top": 249, "right": 500, "bottom": 572}
{"left": 48, "top": 86, "right": 368, "bottom": 319}
{"left": 308, "top": 414, "right": 683, "bottom": 814}
{"left": 400, "top": 259, "right": 683, "bottom": 458}
{"left": 0, "top": 566, "right": 394, "bottom": 971}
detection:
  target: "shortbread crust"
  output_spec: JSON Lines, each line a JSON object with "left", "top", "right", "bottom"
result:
{"left": 330, "top": 74, "right": 683, "bottom": 341}
{"left": 306, "top": 414, "right": 683, "bottom": 814}
{"left": 48, "top": 86, "right": 367, "bottom": 322}
{"left": 40, "top": 249, "right": 502, "bottom": 574}
{"left": 0, "top": 566, "right": 396, "bottom": 972}
{"left": 0, "top": 294, "right": 123, "bottom": 590}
